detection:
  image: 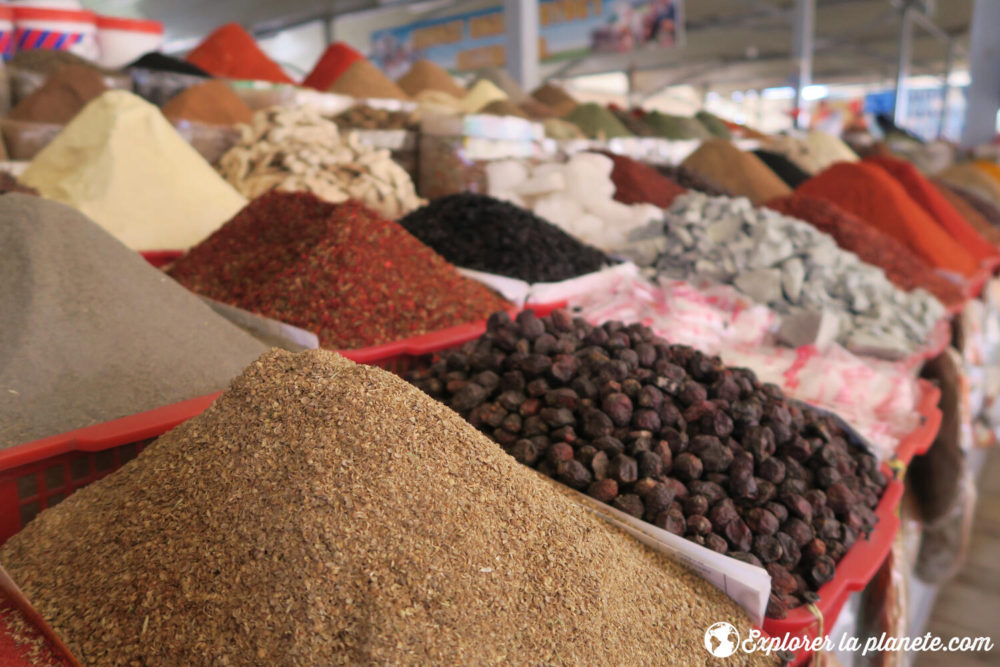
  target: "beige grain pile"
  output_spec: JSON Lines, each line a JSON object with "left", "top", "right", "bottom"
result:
{"left": 1, "top": 349, "right": 770, "bottom": 667}
{"left": 682, "top": 138, "right": 792, "bottom": 204}
{"left": 396, "top": 59, "right": 465, "bottom": 98}
{"left": 329, "top": 60, "right": 410, "bottom": 100}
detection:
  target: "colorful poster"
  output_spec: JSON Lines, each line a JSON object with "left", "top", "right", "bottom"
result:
{"left": 371, "top": 0, "right": 683, "bottom": 78}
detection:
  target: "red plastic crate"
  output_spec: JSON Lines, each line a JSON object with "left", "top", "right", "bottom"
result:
{"left": 139, "top": 250, "right": 184, "bottom": 269}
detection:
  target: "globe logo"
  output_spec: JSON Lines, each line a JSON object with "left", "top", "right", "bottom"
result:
{"left": 704, "top": 622, "right": 741, "bottom": 658}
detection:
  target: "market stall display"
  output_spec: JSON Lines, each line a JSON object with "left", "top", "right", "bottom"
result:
{"left": 301, "top": 42, "right": 363, "bottom": 91}
{"left": 682, "top": 139, "right": 792, "bottom": 204}
{"left": 161, "top": 79, "right": 253, "bottom": 125}
{"left": 185, "top": 22, "right": 292, "bottom": 83}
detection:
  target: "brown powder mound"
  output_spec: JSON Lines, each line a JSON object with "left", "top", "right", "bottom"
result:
{"left": 330, "top": 60, "right": 410, "bottom": 100}
{"left": 8, "top": 64, "right": 107, "bottom": 124}
{"left": 396, "top": 59, "right": 465, "bottom": 98}
{"left": 480, "top": 99, "right": 528, "bottom": 118}
{"left": 532, "top": 82, "right": 577, "bottom": 107}
{"left": 0, "top": 349, "right": 770, "bottom": 666}
{"left": 682, "top": 138, "right": 792, "bottom": 204}
{"left": 935, "top": 182, "right": 1000, "bottom": 246}
{"left": 519, "top": 98, "right": 557, "bottom": 119}
{"left": 161, "top": 80, "right": 254, "bottom": 126}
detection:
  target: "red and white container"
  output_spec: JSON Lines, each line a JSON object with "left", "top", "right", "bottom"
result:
{"left": 0, "top": 7, "right": 14, "bottom": 61}
{"left": 12, "top": 7, "right": 97, "bottom": 60}
{"left": 95, "top": 15, "right": 163, "bottom": 69}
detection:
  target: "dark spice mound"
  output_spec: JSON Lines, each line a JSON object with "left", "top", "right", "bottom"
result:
{"left": 753, "top": 149, "right": 812, "bottom": 189}
{"left": 767, "top": 194, "right": 963, "bottom": 308}
{"left": 398, "top": 192, "right": 612, "bottom": 283}
{"left": 408, "top": 309, "right": 888, "bottom": 619}
{"left": 656, "top": 164, "right": 734, "bottom": 197}
{"left": 168, "top": 191, "right": 510, "bottom": 349}
{"left": 128, "top": 52, "right": 211, "bottom": 77}
{"left": 602, "top": 151, "right": 687, "bottom": 208}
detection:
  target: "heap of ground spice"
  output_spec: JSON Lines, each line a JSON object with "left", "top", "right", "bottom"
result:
{"left": 168, "top": 191, "right": 509, "bottom": 349}
{"left": 937, "top": 163, "right": 1000, "bottom": 205}
{"left": 767, "top": 194, "right": 964, "bottom": 308}
{"left": 695, "top": 110, "right": 732, "bottom": 138}
{"left": 612, "top": 108, "right": 656, "bottom": 136}
{"left": 128, "top": 52, "right": 210, "bottom": 77}
{"left": 329, "top": 59, "right": 410, "bottom": 99}
{"left": 531, "top": 82, "right": 576, "bottom": 108}
{"left": 972, "top": 160, "right": 1000, "bottom": 189}
{"left": 396, "top": 59, "right": 465, "bottom": 98}
{"left": 642, "top": 111, "right": 712, "bottom": 139}
{"left": 798, "top": 163, "right": 979, "bottom": 276}
{"left": 161, "top": 80, "right": 253, "bottom": 126}
{"left": 473, "top": 67, "right": 528, "bottom": 102}
{"left": 0, "top": 349, "right": 766, "bottom": 666}
{"left": 937, "top": 179, "right": 1000, "bottom": 234}
{"left": 301, "top": 42, "right": 363, "bottom": 91}
{"left": 564, "top": 103, "right": 632, "bottom": 139}
{"left": 602, "top": 151, "right": 687, "bottom": 207}
{"left": 682, "top": 138, "right": 791, "bottom": 204}
{"left": 8, "top": 64, "right": 107, "bottom": 124}
{"left": 753, "top": 149, "right": 811, "bottom": 188}
{"left": 865, "top": 155, "right": 998, "bottom": 262}
{"left": 480, "top": 99, "right": 528, "bottom": 118}
{"left": 9, "top": 49, "right": 117, "bottom": 78}
{"left": 185, "top": 23, "right": 293, "bottom": 84}
{"left": 656, "top": 164, "right": 734, "bottom": 196}
{"left": 935, "top": 183, "right": 1000, "bottom": 246}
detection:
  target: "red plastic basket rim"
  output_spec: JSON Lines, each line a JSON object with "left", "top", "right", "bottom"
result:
{"left": 95, "top": 15, "right": 162, "bottom": 33}
{"left": 0, "top": 393, "right": 220, "bottom": 474}
{"left": 12, "top": 7, "right": 96, "bottom": 23}
{"left": 892, "top": 379, "right": 942, "bottom": 466}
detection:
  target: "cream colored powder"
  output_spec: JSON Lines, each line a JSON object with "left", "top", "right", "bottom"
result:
{"left": 803, "top": 130, "right": 859, "bottom": 171}
{"left": 21, "top": 90, "right": 247, "bottom": 250}
{"left": 458, "top": 79, "right": 508, "bottom": 113}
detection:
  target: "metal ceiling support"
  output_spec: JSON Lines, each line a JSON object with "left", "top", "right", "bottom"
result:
{"left": 937, "top": 38, "right": 953, "bottom": 139}
{"left": 792, "top": 0, "right": 816, "bottom": 129}
{"left": 893, "top": 2, "right": 914, "bottom": 125}
{"left": 963, "top": 0, "right": 1000, "bottom": 147}
{"left": 505, "top": 0, "right": 539, "bottom": 92}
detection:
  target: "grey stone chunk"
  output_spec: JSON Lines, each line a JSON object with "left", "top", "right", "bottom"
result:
{"left": 777, "top": 309, "right": 841, "bottom": 350}
{"left": 733, "top": 268, "right": 784, "bottom": 304}
{"left": 781, "top": 258, "right": 805, "bottom": 303}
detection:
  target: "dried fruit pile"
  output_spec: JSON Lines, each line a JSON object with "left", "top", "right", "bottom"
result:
{"left": 168, "top": 191, "right": 510, "bottom": 349}
{"left": 408, "top": 309, "right": 888, "bottom": 619}
{"left": 0, "top": 349, "right": 767, "bottom": 665}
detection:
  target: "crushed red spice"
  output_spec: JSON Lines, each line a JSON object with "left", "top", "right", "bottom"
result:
{"left": 767, "top": 194, "right": 964, "bottom": 309}
{"left": 168, "top": 191, "right": 511, "bottom": 348}
{"left": 601, "top": 151, "right": 687, "bottom": 208}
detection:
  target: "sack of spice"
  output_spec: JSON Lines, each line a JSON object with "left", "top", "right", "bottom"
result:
{"left": 218, "top": 105, "right": 423, "bottom": 220}
{"left": 0, "top": 348, "right": 771, "bottom": 665}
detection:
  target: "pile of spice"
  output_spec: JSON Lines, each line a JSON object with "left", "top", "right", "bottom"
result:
{"left": 695, "top": 110, "right": 733, "bottom": 138}
{"left": 399, "top": 192, "right": 612, "bottom": 282}
{"left": 767, "top": 194, "right": 964, "bottom": 308}
{"left": 621, "top": 192, "right": 945, "bottom": 356}
{"left": 169, "top": 191, "right": 509, "bottom": 349}
{"left": 473, "top": 66, "right": 528, "bottom": 102}
{"left": 604, "top": 151, "right": 688, "bottom": 207}
{"left": 9, "top": 49, "right": 116, "bottom": 79}
{"left": 218, "top": 106, "right": 422, "bottom": 219}
{"left": 564, "top": 103, "right": 633, "bottom": 139}
{"left": 329, "top": 59, "right": 410, "bottom": 99}
{"left": 1, "top": 349, "right": 764, "bottom": 665}
{"left": 682, "top": 139, "right": 792, "bottom": 204}
{"left": 333, "top": 104, "right": 418, "bottom": 130}
{"left": 519, "top": 97, "right": 557, "bottom": 119}
{"left": 543, "top": 117, "right": 586, "bottom": 139}
{"left": 458, "top": 79, "right": 508, "bottom": 113}
{"left": 531, "top": 82, "right": 577, "bottom": 116}
{"left": 753, "top": 149, "right": 811, "bottom": 189}
{"left": 656, "top": 164, "right": 734, "bottom": 196}
{"left": 7, "top": 64, "right": 107, "bottom": 125}
{"left": 934, "top": 183, "right": 1000, "bottom": 246}
{"left": 937, "top": 179, "right": 1000, "bottom": 235}
{"left": 185, "top": 23, "right": 293, "bottom": 83}
{"left": 480, "top": 99, "right": 529, "bottom": 118}
{"left": 971, "top": 160, "right": 1000, "bottom": 189}
{"left": 0, "top": 193, "right": 267, "bottom": 448}
{"left": 937, "top": 163, "right": 1000, "bottom": 205}
{"left": 642, "top": 111, "right": 712, "bottom": 140}
{"left": 409, "top": 309, "right": 888, "bottom": 619}
{"left": 161, "top": 80, "right": 254, "bottom": 126}
{"left": 798, "top": 163, "right": 979, "bottom": 277}
{"left": 483, "top": 153, "right": 663, "bottom": 250}
{"left": 802, "top": 130, "right": 859, "bottom": 170}
{"left": 865, "top": 155, "right": 999, "bottom": 262}
{"left": 127, "top": 52, "right": 210, "bottom": 77}
{"left": 612, "top": 108, "right": 656, "bottom": 137}
{"left": 301, "top": 42, "right": 364, "bottom": 91}
{"left": 763, "top": 135, "right": 824, "bottom": 174}
{"left": 396, "top": 59, "right": 465, "bottom": 98}
{"left": 21, "top": 90, "right": 246, "bottom": 250}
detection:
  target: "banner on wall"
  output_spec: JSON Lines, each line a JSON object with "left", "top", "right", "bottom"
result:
{"left": 370, "top": 0, "right": 684, "bottom": 78}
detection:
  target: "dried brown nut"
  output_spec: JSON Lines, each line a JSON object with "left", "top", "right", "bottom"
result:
{"left": 708, "top": 498, "right": 739, "bottom": 527}
{"left": 705, "top": 533, "right": 728, "bottom": 553}
{"left": 744, "top": 425, "right": 776, "bottom": 461}
{"left": 522, "top": 415, "right": 547, "bottom": 437}
{"left": 516, "top": 310, "right": 546, "bottom": 338}
{"left": 636, "top": 385, "right": 664, "bottom": 409}
{"left": 730, "top": 551, "right": 762, "bottom": 567}
{"left": 545, "top": 442, "right": 574, "bottom": 465}
{"left": 581, "top": 408, "right": 614, "bottom": 439}
{"left": 686, "top": 515, "right": 712, "bottom": 536}
{"left": 612, "top": 493, "right": 644, "bottom": 518}
{"left": 758, "top": 457, "right": 786, "bottom": 484}
{"left": 764, "top": 502, "right": 789, "bottom": 524}
{"left": 609, "top": 454, "right": 638, "bottom": 484}
{"left": 805, "top": 489, "right": 827, "bottom": 511}
{"left": 509, "top": 439, "right": 538, "bottom": 465}
{"left": 497, "top": 390, "right": 526, "bottom": 412}
{"left": 636, "top": 450, "right": 663, "bottom": 479}
{"left": 825, "top": 482, "right": 856, "bottom": 514}
{"left": 700, "top": 441, "right": 733, "bottom": 473}
{"left": 533, "top": 333, "right": 557, "bottom": 355}
{"left": 687, "top": 480, "right": 725, "bottom": 505}
{"left": 549, "top": 426, "right": 577, "bottom": 444}
{"left": 632, "top": 409, "right": 661, "bottom": 432}
{"left": 475, "top": 370, "right": 500, "bottom": 393}
{"left": 767, "top": 593, "right": 788, "bottom": 619}
{"left": 808, "top": 554, "right": 836, "bottom": 587}
{"left": 767, "top": 563, "right": 798, "bottom": 594}
{"left": 492, "top": 428, "right": 518, "bottom": 447}
{"left": 587, "top": 478, "right": 618, "bottom": 503}
{"left": 570, "top": 376, "right": 598, "bottom": 400}
{"left": 783, "top": 494, "right": 813, "bottom": 523}
{"left": 602, "top": 392, "right": 634, "bottom": 426}
{"left": 501, "top": 412, "right": 522, "bottom": 433}
{"left": 745, "top": 508, "right": 780, "bottom": 536}
{"left": 654, "top": 509, "right": 686, "bottom": 535}
{"left": 752, "top": 535, "right": 783, "bottom": 563}
{"left": 775, "top": 532, "right": 801, "bottom": 569}
{"left": 589, "top": 450, "right": 609, "bottom": 480}
{"left": 683, "top": 494, "right": 709, "bottom": 517}
{"left": 724, "top": 518, "right": 753, "bottom": 552}
{"left": 803, "top": 538, "right": 826, "bottom": 561}
{"left": 544, "top": 388, "right": 579, "bottom": 409}
{"left": 814, "top": 517, "right": 841, "bottom": 541}
{"left": 549, "top": 356, "right": 578, "bottom": 383}
{"left": 754, "top": 479, "right": 776, "bottom": 505}
{"left": 518, "top": 397, "right": 541, "bottom": 418}
{"left": 815, "top": 465, "right": 841, "bottom": 489}
{"left": 782, "top": 518, "right": 814, "bottom": 548}
{"left": 633, "top": 477, "right": 659, "bottom": 498}
{"left": 672, "top": 452, "right": 703, "bottom": 481}
{"left": 451, "top": 383, "right": 488, "bottom": 411}
{"left": 575, "top": 445, "right": 598, "bottom": 466}
{"left": 642, "top": 482, "right": 675, "bottom": 517}
{"left": 525, "top": 377, "right": 550, "bottom": 397}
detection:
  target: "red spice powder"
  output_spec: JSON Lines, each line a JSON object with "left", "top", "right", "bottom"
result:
{"left": 767, "top": 194, "right": 964, "bottom": 308}
{"left": 186, "top": 23, "right": 293, "bottom": 84}
{"left": 302, "top": 42, "right": 364, "bottom": 91}
{"left": 797, "top": 162, "right": 979, "bottom": 277}
{"left": 601, "top": 152, "right": 687, "bottom": 207}
{"left": 865, "top": 155, "right": 999, "bottom": 262}
{"left": 168, "top": 191, "right": 511, "bottom": 349}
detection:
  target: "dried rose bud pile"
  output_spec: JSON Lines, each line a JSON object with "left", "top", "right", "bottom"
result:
{"left": 408, "top": 309, "right": 888, "bottom": 618}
